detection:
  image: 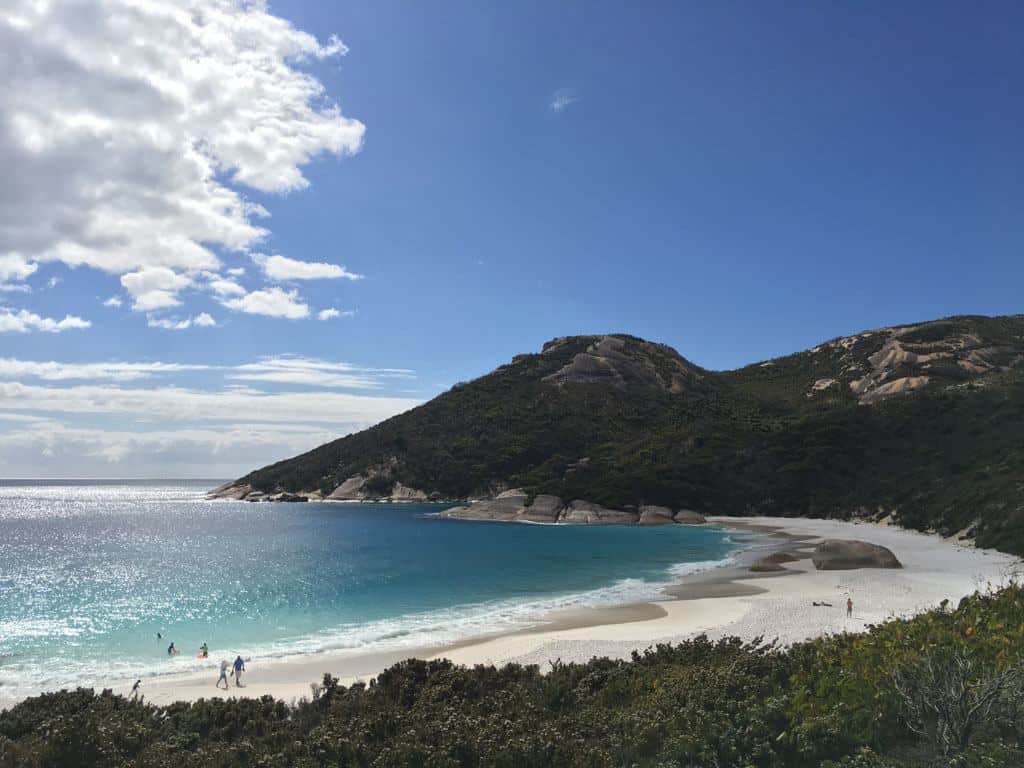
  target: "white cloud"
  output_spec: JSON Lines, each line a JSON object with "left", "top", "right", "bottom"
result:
{"left": 121, "top": 267, "right": 192, "bottom": 311}
{"left": 0, "top": 352, "right": 423, "bottom": 475}
{"left": 103, "top": 295, "right": 123, "bottom": 307}
{"left": 0, "top": 282, "right": 32, "bottom": 293}
{"left": 0, "top": 380, "right": 420, "bottom": 425}
{"left": 0, "top": 253, "right": 37, "bottom": 282}
{"left": 147, "top": 312, "right": 216, "bottom": 330}
{"left": 0, "top": 358, "right": 209, "bottom": 381}
{"left": 222, "top": 287, "right": 309, "bottom": 319}
{"left": 0, "top": 308, "right": 90, "bottom": 333}
{"left": 0, "top": 0, "right": 364, "bottom": 316}
{"left": 550, "top": 88, "right": 581, "bottom": 113}
{"left": 207, "top": 277, "right": 246, "bottom": 297}
{"left": 256, "top": 254, "right": 363, "bottom": 281}
{"left": 317, "top": 307, "right": 356, "bottom": 321}
{"left": 0, "top": 420, "right": 353, "bottom": 477}
{"left": 226, "top": 267, "right": 246, "bottom": 277}
{"left": 231, "top": 356, "right": 414, "bottom": 390}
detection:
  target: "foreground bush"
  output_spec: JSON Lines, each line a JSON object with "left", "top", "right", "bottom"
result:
{"left": 3, "top": 586, "right": 1024, "bottom": 767}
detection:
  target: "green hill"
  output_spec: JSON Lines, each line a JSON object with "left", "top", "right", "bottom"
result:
{"left": 222, "top": 314, "right": 1024, "bottom": 554}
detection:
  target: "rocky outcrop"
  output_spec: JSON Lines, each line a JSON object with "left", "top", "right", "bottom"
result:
{"left": 560, "top": 500, "right": 639, "bottom": 525}
{"left": 328, "top": 475, "right": 367, "bottom": 500}
{"left": 390, "top": 482, "right": 429, "bottom": 501}
{"left": 674, "top": 509, "right": 706, "bottom": 524}
{"left": 811, "top": 539, "right": 902, "bottom": 570}
{"left": 542, "top": 335, "right": 702, "bottom": 393}
{"left": 638, "top": 505, "right": 675, "bottom": 525}
{"left": 518, "top": 494, "right": 563, "bottom": 523}
{"left": 440, "top": 495, "right": 527, "bottom": 521}
{"left": 208, "top": 482, "right": 252, "bottom": 500}
{"left": 440, "top": 496, "right": 711, "bottom": 527}
{"left": 750, "top": 552, "right": 798, "bottom": 572}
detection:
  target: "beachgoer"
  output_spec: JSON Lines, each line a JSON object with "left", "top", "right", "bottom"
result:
{"left": 233, "top": 655, "right": 245, "bottom": 687}
{"left": 846, "top": 597, "right": 853, "bottom": 617}
{"left": 200, "top": 642, "right": 209, "bottom": 659}
{"left": 156, "top": 632, "right": 162, "bottom": 640}
{"left": 217, "top": 659, "right": 230, "bottom": 689}
{"left": 130, "top": 680, "right": 141, "bottom": 700}
{"left": 168, "top": 642, "right": 178, "bottom": 655}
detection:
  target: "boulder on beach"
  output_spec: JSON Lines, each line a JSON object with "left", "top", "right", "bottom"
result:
{"left": 560, "top": 499, "right": 639, "bottom": 525}
{"left": 674, "top": 509, "right": 706, "bottom": 525}
{"left": 638, "top": 505, "right": 675, "bottom": 525}
{"left": 811, "top": 539, "right": 902, "bottom": 570}
{"left": 750, "top": 551, "right": 798, "bottom": 572}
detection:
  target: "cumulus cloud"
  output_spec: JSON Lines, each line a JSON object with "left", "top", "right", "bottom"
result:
{"left": 103, "top": 296, "right": 123, "bottom": 307}
{"left": 121, "top": 267, "right": 192, "bottom": 311}
{"left": 222, "top": 287, "right": 309, "bottom": 319}
{"left": 256, "top": 254, "right": 363, "bottom": 281}
{"left": 0, "top": 308, "right": 90, "bottom": 333}
{"left": 207, "top": 277, "right": 246, "bottom": 297}
{"left": 0, "top": 253, "right": 37, "bottom": 282}
{"left": 0, "top": 0, "right": 364, "bottom": 319}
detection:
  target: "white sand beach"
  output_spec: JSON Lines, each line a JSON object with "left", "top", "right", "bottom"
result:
{"left": 17, "top": 516, "right": 1021, "bottom": 709}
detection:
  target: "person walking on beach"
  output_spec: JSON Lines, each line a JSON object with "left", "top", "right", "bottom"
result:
{"left": 846, "top": 597, "right": 853, "bottom": 618}
{"left": 233, "top": 655, "right": 245, "bottom": 687}
{"left": 216, "top": 659, "right": 230, "bottom": 689}
{"left": 130, "top": 680, "right": 141, "bottom": 701}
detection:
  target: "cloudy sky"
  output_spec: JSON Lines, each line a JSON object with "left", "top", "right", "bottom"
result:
{"left": 1, "top": 1, "right": 1021, "bottom": 477}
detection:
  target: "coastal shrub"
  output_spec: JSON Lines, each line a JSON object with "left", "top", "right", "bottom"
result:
{"left": 3, "top": 586, "right": 1024, "bottom": 767}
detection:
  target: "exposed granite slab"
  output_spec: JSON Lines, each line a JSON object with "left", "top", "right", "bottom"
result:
{"left": 637, "top": 505, "right": 675, "bottom": 525}
{"left": 560, "top": 499, "right": 639, "bottom": 525}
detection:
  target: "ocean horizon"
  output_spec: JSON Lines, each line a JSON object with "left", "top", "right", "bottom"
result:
{"left": 0, "top": 480, "right": 739, "bottom": 701}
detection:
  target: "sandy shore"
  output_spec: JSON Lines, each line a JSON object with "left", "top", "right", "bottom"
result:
{"left": 8, "top": 516, "right": 1021, "bottom": 709}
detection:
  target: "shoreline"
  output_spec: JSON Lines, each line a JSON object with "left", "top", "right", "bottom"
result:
{"left": 3, "top": 516, "right": 1019, "bottom": 709}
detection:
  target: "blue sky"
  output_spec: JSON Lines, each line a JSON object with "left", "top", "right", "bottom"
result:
{"left": 0, "top": 1, "right": 1021, "bottom": 476}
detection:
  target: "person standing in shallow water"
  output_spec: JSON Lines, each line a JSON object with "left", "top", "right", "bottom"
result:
{"left": 847, "top": 597, "right": 853, "bottom": 617}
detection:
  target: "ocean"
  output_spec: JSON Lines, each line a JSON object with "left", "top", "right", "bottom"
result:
{"left": 0, "top": 480, "right": 739, "bottom": 700}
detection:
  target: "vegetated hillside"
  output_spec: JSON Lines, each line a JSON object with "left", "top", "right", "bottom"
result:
{"left": 4, "top": 585, "right": 1024, "bottom": 766}
{"left": 233, "top": 315, "right": 1024, "bottom": 553}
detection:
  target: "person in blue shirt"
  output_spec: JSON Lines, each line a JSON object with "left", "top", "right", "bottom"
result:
{"left": 232, "top": 655, "right": 245, "bottom": 686}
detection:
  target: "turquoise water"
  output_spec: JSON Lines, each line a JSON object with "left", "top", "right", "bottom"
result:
{"left": 0, "top": 480, "right": 739, "bottom": 699}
